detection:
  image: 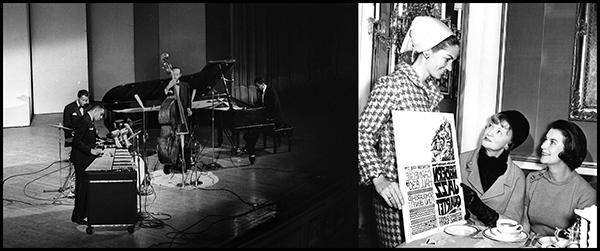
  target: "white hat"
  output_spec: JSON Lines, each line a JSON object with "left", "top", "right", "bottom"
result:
{"left": 400, "top": 16, "right": 455, "bottom": 53}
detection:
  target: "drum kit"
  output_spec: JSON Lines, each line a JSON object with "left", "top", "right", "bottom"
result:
{"left": 45, "top": 123, "right": 75, "bottom": 199}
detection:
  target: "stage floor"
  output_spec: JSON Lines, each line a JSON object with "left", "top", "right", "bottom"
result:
{"left": 3, "top": 103, "right": 357, "bottom": 247}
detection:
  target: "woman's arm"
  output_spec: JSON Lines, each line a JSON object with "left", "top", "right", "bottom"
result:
{"left": 358, "top": 78, "right": 396, "bottom": 185}
{"left": 501, "top": 171, "right": 526, "bottom": 222}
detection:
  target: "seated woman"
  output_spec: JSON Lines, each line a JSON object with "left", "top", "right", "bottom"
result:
{"left": 459, "top": 110, "right": 530, "bottom": 227}
{"left": 523, "top": 120, "right": 596, "bottom": 236}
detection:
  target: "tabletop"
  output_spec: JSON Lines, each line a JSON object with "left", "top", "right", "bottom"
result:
{"left": 397, "top": 221, "right": 532, "bottom": 248}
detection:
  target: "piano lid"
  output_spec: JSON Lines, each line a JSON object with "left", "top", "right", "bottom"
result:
{"left": 102, "top": 59, "right": 236, "bottom": 111}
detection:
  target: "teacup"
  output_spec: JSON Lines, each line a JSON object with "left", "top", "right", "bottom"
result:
{"left": 496, "top": 219, "right": 523, "bottom": 235}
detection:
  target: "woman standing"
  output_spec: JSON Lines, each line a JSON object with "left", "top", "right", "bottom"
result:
{"left": 523, "top": 120, "right": 596, "bottom": 236}
{"left": 459, "top": 110, "right": 530, "bottom": 227}
{"left": 358, "top": 16, "right": 460, "bottom": 247}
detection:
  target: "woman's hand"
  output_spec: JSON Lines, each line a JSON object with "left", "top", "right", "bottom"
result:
{"left": 90, "top": 148, "right": 103, "bottom": 156}
{"left": 373, "top": 174, "right": 404, "bottom": 209}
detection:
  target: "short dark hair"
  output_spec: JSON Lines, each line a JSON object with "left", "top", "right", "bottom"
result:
{"left": 546, "top": 120, "right": 587, "bottom": 170}
{"left": 77, "top": 89, "right": 89, "bottom": 98}
{"left": 254, "top": 77, "right": 266, "bottom": 85}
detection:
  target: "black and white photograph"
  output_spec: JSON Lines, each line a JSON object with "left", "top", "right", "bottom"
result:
{"left": 358, "top": 3, "right": 596, "bottom": 248}
{"left": 3, "top": 3, "right": 357, "bottom": 248}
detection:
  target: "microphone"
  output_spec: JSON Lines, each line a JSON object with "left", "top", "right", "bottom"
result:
{"left": 134, "top": 94, "right": 145, "bottom": 108}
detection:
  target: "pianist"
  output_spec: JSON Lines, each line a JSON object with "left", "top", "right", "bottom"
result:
{"left": 239, "top": 77, "right": 288, "bottom": 164}
{"left": 70, "top": 102, "right": 105, "bottom": 225}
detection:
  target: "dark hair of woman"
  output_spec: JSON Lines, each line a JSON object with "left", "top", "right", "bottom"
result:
{"left": 547, "top": 120, "right": 588, "bottom": 170}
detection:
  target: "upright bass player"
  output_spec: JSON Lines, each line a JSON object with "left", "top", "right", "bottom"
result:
{"left": 160, "top": 64, "right": 193, "bottom": 174}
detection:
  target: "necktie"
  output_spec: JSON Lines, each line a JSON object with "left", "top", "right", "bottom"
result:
{"left": 79, "top": 106, "right": 84, "bottom": 116}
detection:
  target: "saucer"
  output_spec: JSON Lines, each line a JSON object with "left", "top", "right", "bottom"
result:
{"left": 536, "top": 236, "right": 570, "bottom": 248}
{"left": 483, "top": 227, "right": 528, "bottom": 243}
{"left": 444, "top": 224, "right": 479, "bottom": 237}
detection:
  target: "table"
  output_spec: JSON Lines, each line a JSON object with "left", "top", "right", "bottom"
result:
{"left": 397, "top": 222, "right": 530, "bottom": 248}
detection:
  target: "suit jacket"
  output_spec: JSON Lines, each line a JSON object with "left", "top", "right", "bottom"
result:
{"left": 176, "top": 81, "right": 191, "bottom": 112}
{"left": 63, "top": 100, "right": 86, "bottom": 139}
{"left": 167, "top": 81, "right": 191, "bottom": 119}
{"left": 259, "top": 86, "right": 285, "bottom": 126}
{"left": 459, "top": 145, "right": 526, "bottom": 223}
{"left": 70, "top": 113, "right": 98, "bottom": 167}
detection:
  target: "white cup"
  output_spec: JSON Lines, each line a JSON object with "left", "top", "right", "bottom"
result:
{"left": 496, "top": 219, "right": 523, "bottom": 235}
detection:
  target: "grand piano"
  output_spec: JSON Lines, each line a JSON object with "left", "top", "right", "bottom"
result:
{"left": 101, "top": 59, "right": 273, "bottom": 150}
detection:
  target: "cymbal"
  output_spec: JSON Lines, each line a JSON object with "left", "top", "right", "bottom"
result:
{"left": 113, "top": 106, "right": 160, "bottom": 113}
{"left": 49, "top": 124, "right": 72, "bottom": 131}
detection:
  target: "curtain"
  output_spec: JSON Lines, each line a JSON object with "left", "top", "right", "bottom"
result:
{"left": 230, "top": 4, "right": 356, "bottom": 108}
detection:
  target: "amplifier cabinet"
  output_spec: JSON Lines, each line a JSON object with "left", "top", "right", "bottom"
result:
{"left": 86, "top": 170, "right": 137, "bottom": 233}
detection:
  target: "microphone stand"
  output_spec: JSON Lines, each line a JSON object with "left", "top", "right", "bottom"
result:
{"left": 203, "top": 88, "right": 223, "bottom": 170}
{"left": 134, "top": 133, "right": 147, "bottom": 222}
{"left": 188, "top": 90, "right": 200, "bottom": 187}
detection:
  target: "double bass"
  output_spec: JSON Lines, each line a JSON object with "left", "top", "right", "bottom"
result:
{"left": 156, "top": 53, "right": 189, "bottom": 170}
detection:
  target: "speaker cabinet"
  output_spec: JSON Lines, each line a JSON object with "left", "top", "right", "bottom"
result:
{"left": 86, "top": 171, "right": 137, "bottom": 226}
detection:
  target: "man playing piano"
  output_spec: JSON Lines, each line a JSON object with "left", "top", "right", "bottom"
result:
{"left": 70, "top": 103, "right": 105, "bottom": 225}
{"left": 239, "top": 77, "right": 288, "bottom": 164}
{"left": 63, "top": 89, "right": 90, "bottom": 143}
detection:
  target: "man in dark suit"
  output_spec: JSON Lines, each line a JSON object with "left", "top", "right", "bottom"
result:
{"left": 162, "top": 67, "right": 193, "bottom": 174}
{"left": 163, "top": 66, "right": 192, "bottom": 118}
{"left": 70, "top": 103, "right": 105, "bottom": 225}
{"left": 63, "top": 89, "right": 90, "bottom": 144}
{"left": 256, "top": 77, "right": 286, "bottom": 128}
{"left": 241, "top": 77, "right": 288, "bottom": 164}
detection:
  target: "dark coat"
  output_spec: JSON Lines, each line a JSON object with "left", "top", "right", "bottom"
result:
{"left": 178, "top": 81, "right": 191, "bottom": 112}
{"left": 259, "top": 86, "right": 285, "bottom": 127}
{"left": 62, "top": 100, "right": 86, "bottom": 139}
{"left": 166, "top": 81, "right": 192, "bottom": 120}
{"left": 70, "top": 113, "right": 98, "bottom": 167}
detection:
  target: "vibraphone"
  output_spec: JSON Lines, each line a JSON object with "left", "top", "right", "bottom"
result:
{"left": 86, "top": 148, "right": 135, "bottom": 171}
{"left": 85, "top": 148, "right": 137, "bottom": 234}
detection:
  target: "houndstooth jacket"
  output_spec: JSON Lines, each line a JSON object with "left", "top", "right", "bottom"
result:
{"left": 358, "top": 61, "right": 443, "bottom": 185}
